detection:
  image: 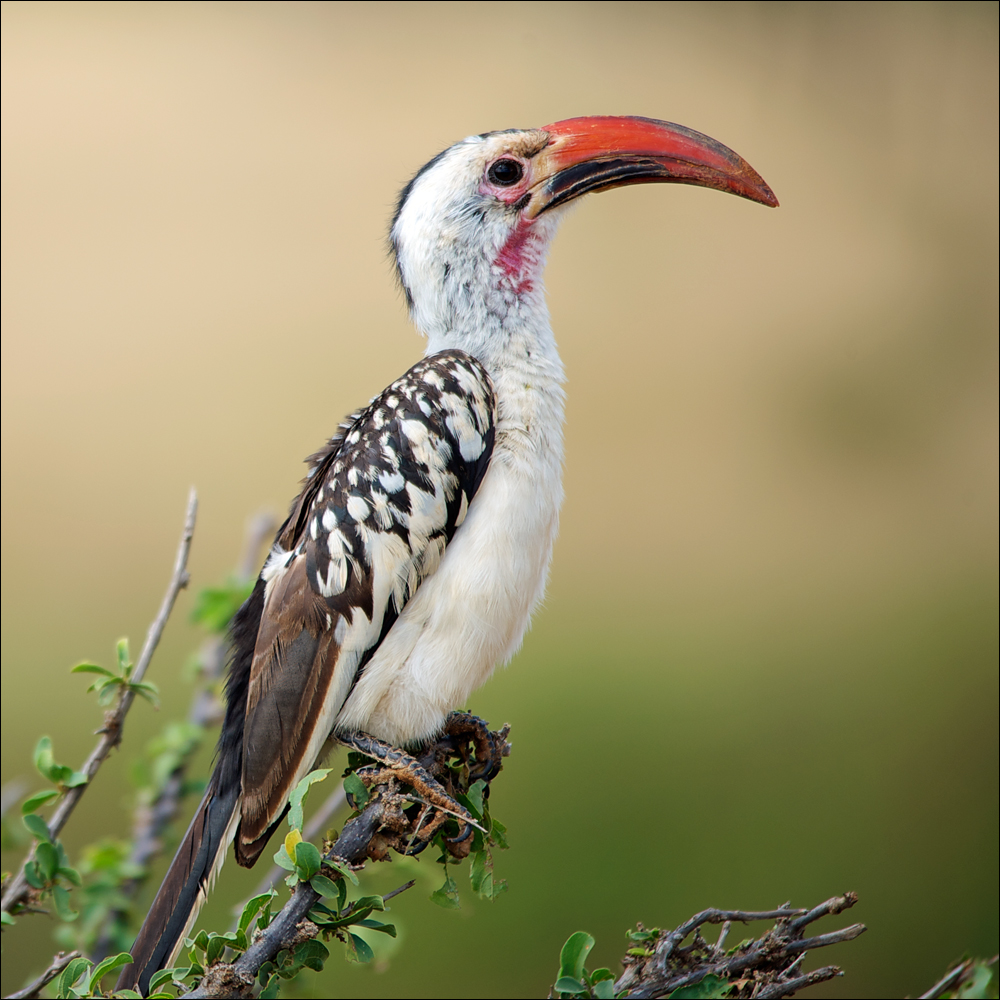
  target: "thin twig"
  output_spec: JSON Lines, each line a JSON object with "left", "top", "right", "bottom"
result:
{"left": 5, "top": 950, "right": 82, "bottom": 999}
{"left": 92, "top": 511, "right": 275, "bottom": 960}
{"left": 1, "top": 491, "right": 198, "bottom": 916}
{"left": 660, "top": 907, "right": 806, "bottom": 964}
{"left": 918, "top": 956, "right": 999, "bottom": 1000}
{"left": 754, "top": 966, "right": 842, "bottom": 998}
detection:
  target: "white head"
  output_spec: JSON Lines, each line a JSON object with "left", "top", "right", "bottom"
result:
{"left": 389, "top": 117, "right": 778, "bottom": 367}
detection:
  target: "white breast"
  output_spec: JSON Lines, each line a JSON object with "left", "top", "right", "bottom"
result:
{"left": 335, "top": 361, "right": 565, "bottom": 745}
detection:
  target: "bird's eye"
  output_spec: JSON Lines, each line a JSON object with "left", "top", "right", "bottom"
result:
{"left": 487, "top": 158, "right": 524, "bottom": 186}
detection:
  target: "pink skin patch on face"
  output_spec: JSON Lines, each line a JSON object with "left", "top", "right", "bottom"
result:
{"left": 494, "top": 221, "right": 540, "bottom": 294}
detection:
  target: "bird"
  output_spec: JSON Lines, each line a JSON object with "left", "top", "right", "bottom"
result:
{"left": 117, "top": 115, "right": 777, "bottom": 994}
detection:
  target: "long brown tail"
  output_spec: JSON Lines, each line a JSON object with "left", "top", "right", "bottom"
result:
{"left": 115, "top": 778, "right": 240, "bottom": 996}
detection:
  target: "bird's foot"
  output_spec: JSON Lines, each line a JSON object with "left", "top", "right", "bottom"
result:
{"left": 338, "top": 731, "right": 483, "bottom": 853}
{"left": 337, "top": 718, "right": 510, "bottom": 861}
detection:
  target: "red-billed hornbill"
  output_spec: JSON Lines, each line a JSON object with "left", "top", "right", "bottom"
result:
{"left": 118, "top": 116, "right": 776, "bottom": 994}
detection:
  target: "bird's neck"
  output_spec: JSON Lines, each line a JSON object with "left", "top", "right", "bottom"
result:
{"left": 416, "top": 223, "right": 566, "bottom": 401}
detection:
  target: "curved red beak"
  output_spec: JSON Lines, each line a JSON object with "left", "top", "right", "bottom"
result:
{"left": 526, "top": 115, "right": 778, "bottom": 217}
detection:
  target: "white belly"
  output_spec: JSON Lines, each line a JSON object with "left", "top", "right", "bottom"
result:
{"left": 335, "top": 376, "right": 565, "bottom": 745}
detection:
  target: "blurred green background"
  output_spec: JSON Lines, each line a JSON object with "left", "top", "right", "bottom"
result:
{"left": 2, "top": 2, "right": 996, "bottom": 997}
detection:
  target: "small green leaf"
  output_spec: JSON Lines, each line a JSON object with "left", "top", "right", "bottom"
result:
{"left": 148, "top": 968, "right": 180, "bottom": 990}
{"left": 34, "top": 736, "right": 56, "bottom": 781}
{"left": 310, "top": 874, "right": 342, "bottom": 899}
{"left": 593, "top": 980, "right": 616, "bottom": 999}
{"left": 21, "top": 789, "right": 60, "bottom": 814}
{"left": 57, "top": 865, "right": 82, "bottom": 886}
{"left": 559, "top": 931, "right": 595, "bottom": 983}
{"left": 239, "top": 891, "right": 276, "bottom": 934}
{"left": 668, "top": 975, "right": 734, "bottom": 998}
{"left": 430, "top": 873, "right": 460, "bottom": 909}
{"left": 56, "top": 956, "right": 92, "bottom": 998}
{"left": 325, "top": 857, "right": 359, "bottom": 886}
{"left": 89, "top": 952, "right": 132, "bottom": 988}
{"left": 466, "top": 779, "right": 486, "bottom": 817}
{"left": 63, "top": 771, "right": 88, "bottom": 789}
{"left": 293, "top": 840, "right": 322, "bottom": 880}
{"left": 206, "top": 935, "right": 226, "bottom": 965}
{"left": 71, "top": 663, "right": 115, "bottom": 677}
{"left": 259, "top": 975, "right": 280, "bottom": 999}
{"left": 490, "top": 816, "right": 509, "bottom": 849}
{"left": 23, "top": 861, "right": 44, "bottom": 889}
{"left": 2, "top": 911, "right": 15, "bottom": 926}
{"left": 273, "top": 842, "right": 296, "bottom": 872}
{"left": 344, "top": 932, "right": 375, "bottom": 964}
{"left": 343, "top": 771, "right": 370, "bottom": 807}
{"left": 957, "top": 963, "right": 997, "bottom": 999}
{"left": 554, "top": 976, "right": 587, "bottom": 995}
{"left": 36, "top": 841, "right": 59, "bottom": 881}
{"left": 356, "top": 918, "right": 397, "bottom": 937}
{"left": 117, "top": 638, "right": 132, "bottom": 674}
{"left": 351, "top": 894, "right": 385, "bottom": 913}
{"left": 287, "top": 768, "right": 332, "bottom": 831}
{"left": 294, "top": 938, "right": 329, "bottom": 971}
{"left": 129, "top": 681, "right": 161, "bottom": 707}
{"left": 191, "top": 578, "right": 255, "bottom": 632}
{"left": 52, "top": 885, "right": 79, "bottom": 921}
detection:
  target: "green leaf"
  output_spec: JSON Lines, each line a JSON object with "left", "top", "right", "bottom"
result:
{"left": 490, "top": 816, "right": 509, "bottom": 849}
{"left": 356, "top": 918, "right": 397, "bottom": 937}
{"left": 129, "top": 681, "right": 161, "bottom": 707}
{"left": 71, "top": 662, "right": 115, "bottom": 677}
{"left": 56, "top": 865, "right": 82, "bottom": 886}
{"left": 310, "top": 874, "right": 342, "bottom": 899}
{"left": 344, "top": 932, "right": 375, "bottom": 964}
{"left": 63, "top": 771, "right": 88, "bottom": 789}
{"left": 559, "top": 931, "right": 595, "bottom": 983}
{"left": 191, "top": 578, "right": 255, "bottom": 632}
{"left": 466, "top": 779, "right": 486, "bottom": 817}
{"left": 206, "top": 934, "right": 226, "bottom": 965}
{"left": 146, "top": 959, "right": 187, "bottom": 991}
{"left": 56, "top": 956, "right": 92, "bottom": 998}
{"left": 239, "top": 891, "right": 276, "bottom": 934}
{"left": 117, "top": 992, "right": 145, "bottom": 999}
{"left": 287, "top": 768, "right": 332, "bottom": 831}
{"left": 342, "top": 771, "right": 370, "bottom": 807}
{"left": 52, "top": 884, "right": 79, "bottom": 921}
{"left": 22, "top": 789, "right": 60, "bottom": 814}
{"left": 117, "top": 637, "right": 132, "bottom": 674}
{"left": 34, "top": 736, "right": 56, "bottom": 781}
{"left": 325, "top": 857, "right": 359, "bottom": 886}
{"left": 957, "top": 963, "right": 997, "bottom": 999}
{"left": 593, "top": 980, "right": 616, "bottom": 999}
{"left": 351, "top": 894, "right": 385, "bottom": 913}
{"left": 430, "top": 873, "right": 461, "bottom": 909}
{"left": 293, "top": 840, "right": 322, "bottom": 880}
{"left": 554, "top": 976, "right": 587, "bottom": 995}
{"left": 273, "top": 843, "right": 296, "bottom": 872}
{"left": 294, "top": 938, "right": 329, "bottom": 971}
{"left": 36, "top": 841, "right": 59, "bottom": 881}
{"left": 23, "top": 861, "right": 44, "bottom": 889}
{"left": 89, "top": 952, "right": 132, "bottom": 989}
{"left": 668, "top": 975, "right": 734, "bottom": 998}
{"left": 259, "top": 974, "right": 280, "bottom": 999}
{"left": 1, "top": 911, "right": 14, "bottom": 926}
{"left": 469, "top": 849, "right": 506, "bottom": 900}
{"left": 591, "top": 969, "right": 615, "bottom": 983}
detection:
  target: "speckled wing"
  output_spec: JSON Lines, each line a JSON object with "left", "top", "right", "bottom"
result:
{"left": 234, "top": 350, "right": 495, "bottom": 865}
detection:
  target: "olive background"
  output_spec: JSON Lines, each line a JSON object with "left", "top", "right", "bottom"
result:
{"left": 2, "top": 3, "right": 997, "bottom": 997}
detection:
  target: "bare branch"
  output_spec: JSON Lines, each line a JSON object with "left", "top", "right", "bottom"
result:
{"left": 5, "top": 950, "right": 82, "bottom": 999}
{"left": 1, "top": 491, "right": 198, "bottom": 916}
{"left": 91, "top": 511, "right": 276, "bottom": 960}
{"left": 614, "top": 892, "right": 866, "bottom": 999}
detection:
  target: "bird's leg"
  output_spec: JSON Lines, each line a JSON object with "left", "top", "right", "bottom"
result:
{"left": 337, "top": 732, "right": 485, "bottom": 842}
